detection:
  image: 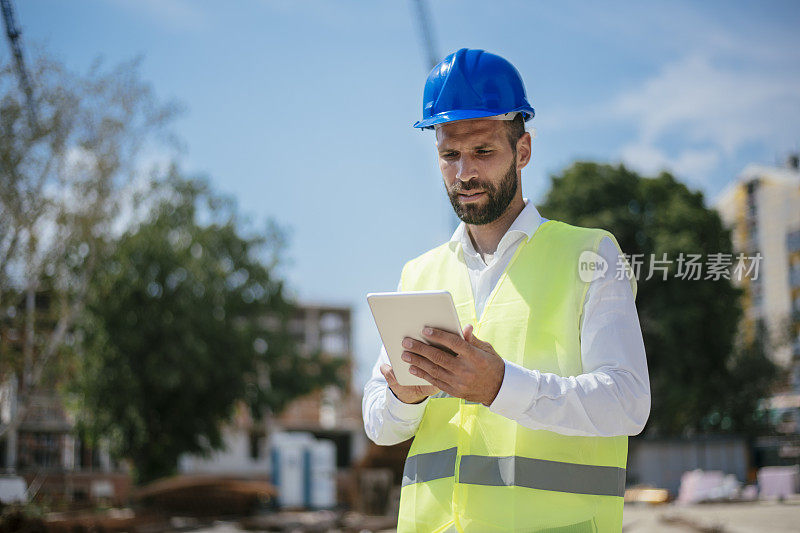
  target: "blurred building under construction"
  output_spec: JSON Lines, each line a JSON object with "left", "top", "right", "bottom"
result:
{"left": 0, "top": 301, "right": 366, "bottom": 508}
{"left": 178, "top": 301, "right": 368, "bottom": 508}
{"left": 715, "top": 154, "right": 800, "bottom": 389}
{"left": 715, "top": 154, "right": 800, "bottom": 469}
{"left": 0, "top": 288, "right": 130, "bottom": 505}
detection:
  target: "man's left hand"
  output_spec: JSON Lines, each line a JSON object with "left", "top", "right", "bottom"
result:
{"left": 400, "top": 324, "right": 505, "bottom": 406}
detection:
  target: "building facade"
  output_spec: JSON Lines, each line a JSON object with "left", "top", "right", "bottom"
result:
{"left": 180, "top": 301, "right": 366, "bottom": 477}
{"left": 715, "top": 155, "right": 800, "bottom": 389}
{"left": 0, "top": 300, "right": 363, "bottom": 505}
{"left": 0, "top": 383, "right": 129, "bottom": 505}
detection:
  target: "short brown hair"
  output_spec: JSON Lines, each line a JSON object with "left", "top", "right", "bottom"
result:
{"left": 504, "top": 113, "right": 526, "bottom": 152}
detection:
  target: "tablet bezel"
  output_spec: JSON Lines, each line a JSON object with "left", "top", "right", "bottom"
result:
{"left": 367, "top": 290, "right": 464, "bottom": 387}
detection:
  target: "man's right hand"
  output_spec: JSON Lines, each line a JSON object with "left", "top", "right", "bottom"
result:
{"left": 380, "top": 363, "right": 439, "bottom": 404}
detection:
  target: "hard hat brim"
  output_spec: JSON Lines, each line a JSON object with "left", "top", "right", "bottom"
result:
{"left": 413, "top": 107, "right": 534, "bottom": 130}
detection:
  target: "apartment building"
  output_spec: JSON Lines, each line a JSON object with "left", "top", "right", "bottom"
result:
{"left": 715, "top": 155, "right": 800, "bottom": 388}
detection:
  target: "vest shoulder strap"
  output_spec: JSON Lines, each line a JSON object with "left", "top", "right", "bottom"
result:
{"left": 400, "top": 241, "right": 455, "bottom": 292}
{"left": 399, "top": 221, "right": 636, "bottom": 299}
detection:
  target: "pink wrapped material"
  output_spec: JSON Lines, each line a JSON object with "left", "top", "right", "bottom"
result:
{"left": 678, "top": 469, "right": 740, "bottom": 503}
{"left": 758, "top": 466, "right": 799, "bottom": 499}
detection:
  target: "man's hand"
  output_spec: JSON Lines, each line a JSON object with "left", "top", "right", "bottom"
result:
{"left": 401, "top": 324, "right": 505, "bottom": 406}
{"left": 380, "top": 364, "right": 440, "bottom": 404}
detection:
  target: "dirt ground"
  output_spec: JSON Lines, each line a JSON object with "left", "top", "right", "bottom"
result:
{"left": 192, "top": 500, "right": 800, "bottom": 532}
{"left": 622, "top": 500, "right": 800, "bottom": 532}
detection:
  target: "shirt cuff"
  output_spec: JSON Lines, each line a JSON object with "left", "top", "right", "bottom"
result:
{"left": 385, "top": 386, "right": 429, "bottom": 422}
{"left": 488, "top": 360, "right": 540, "bottom": 419}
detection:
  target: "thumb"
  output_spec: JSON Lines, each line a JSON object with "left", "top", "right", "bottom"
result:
{"left": 463, "top": 323, "right": 475, "bottom": 342}
{"left": 465, "top": 326, "right": 491, "bottom": 350}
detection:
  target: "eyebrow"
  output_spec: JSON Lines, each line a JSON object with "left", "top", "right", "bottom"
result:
{"left": 438, "top": 140, "right": 497, "bottom": 151}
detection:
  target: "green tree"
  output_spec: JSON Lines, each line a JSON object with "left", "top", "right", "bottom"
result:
{"left": 539, "top": 161, "right": 778, "bottom": 436}
{"left": 0, "top": 49, "right": 178, "bottom": 440}
{"left": 73, "top": 171, "right": 344, "bottom": 483}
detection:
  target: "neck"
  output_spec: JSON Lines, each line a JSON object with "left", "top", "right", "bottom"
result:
{"left": 465, "top": 195, "right": 526, "bottom": 256}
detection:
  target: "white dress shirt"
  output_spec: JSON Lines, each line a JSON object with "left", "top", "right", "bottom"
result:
{"left": 362, "top": 198, "right": 651, "bottom": 444}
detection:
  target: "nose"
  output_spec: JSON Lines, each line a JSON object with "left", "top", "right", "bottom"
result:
{"left": 455, "top": 154, "right": 478, "bottom": 183}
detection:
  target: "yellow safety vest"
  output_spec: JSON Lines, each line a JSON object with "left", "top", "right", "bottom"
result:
{"left": 397, "top": 219, "right": 636, "bottom": 533}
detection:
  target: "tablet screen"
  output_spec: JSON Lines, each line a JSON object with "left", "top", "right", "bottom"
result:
{"left": 367, "top": 290, "right": 464, "bottom": 387}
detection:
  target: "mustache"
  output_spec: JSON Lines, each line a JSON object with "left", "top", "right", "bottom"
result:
{"left": 449, "top": 181, "right": 489, "bottom": 194}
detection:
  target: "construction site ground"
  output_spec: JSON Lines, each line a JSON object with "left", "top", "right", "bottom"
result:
{"left": 622, "top": 500, "right": 800, "bottom": 532}
{"left": 186, "top": 499, "right": 800, "bottom": 532}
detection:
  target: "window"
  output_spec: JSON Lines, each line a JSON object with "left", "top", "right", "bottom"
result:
{"left": 249, "top": 432, "right": 261, "bottom": 460}
{"left": 787, "top": 229, "right": 800, "bottom": 254}
{"left": 18, "top": 432, "right": 61, "bottom": 470}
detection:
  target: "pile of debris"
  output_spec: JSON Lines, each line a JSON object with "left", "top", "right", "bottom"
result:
{"left": 133, "top": 475, "right": 277, "bottom": 517}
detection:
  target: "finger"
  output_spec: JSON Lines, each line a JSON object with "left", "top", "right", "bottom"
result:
{"left": 421, "top": 326, "right": 472, "bottom": 357}
{"left": 420, "top": 384, "right": 441, "bottom": 395}
{"left": 402, "top": 338, "right": 459, "bottom": 371}
{"left": 380, "top": 364, "right": 400, "bottom": 387}
{"left": 410, "top": 365, "right": 457, "bottom": 397}
{"left": 405, "top": 351, "right": 455, "bottom": 383}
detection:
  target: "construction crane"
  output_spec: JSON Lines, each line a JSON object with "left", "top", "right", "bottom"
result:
{"left": 1, "top": 0, "right": 37, "bottom": 129}
{"left": 409, "top": 0, "right": 462, "bottom": 231}
{"left": 410, "top": 0, "right": 440, "bottom": 72}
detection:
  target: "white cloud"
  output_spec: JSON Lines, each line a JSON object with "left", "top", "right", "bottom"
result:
{"left": 619, "top": 142, "right": 721, "bottom": 184}
{"left": 611, "top": 52, "right": 800, "bottom": 157}
{"left": 673, "top": 148, "right": 722, "bottom": 179}
{"left": 604, "top": 36, "right": 800, "bottom": 187}
{"left": 543, "top": 7, "right": 800, "bottom": 187}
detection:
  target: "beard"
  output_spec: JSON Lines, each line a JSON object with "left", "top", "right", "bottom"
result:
{"left": 446, "top": 156, "right": 518, "bottom": 225}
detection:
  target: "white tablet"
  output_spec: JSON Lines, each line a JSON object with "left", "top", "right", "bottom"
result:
{"left": 367, "top": 290, "right": 464, "bottom": 387}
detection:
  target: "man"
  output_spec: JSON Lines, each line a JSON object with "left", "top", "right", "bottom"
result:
{"left": 362, "top": 48, "right": 650, "bottom": 532}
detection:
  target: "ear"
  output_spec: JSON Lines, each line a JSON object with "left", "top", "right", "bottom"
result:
{"left": 516, "top": 131, "right": 532, "bottom": 170}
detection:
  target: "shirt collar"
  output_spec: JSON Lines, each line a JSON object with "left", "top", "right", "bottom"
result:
{"left": 448, "top": 198, "right": 544, "bottom": 254}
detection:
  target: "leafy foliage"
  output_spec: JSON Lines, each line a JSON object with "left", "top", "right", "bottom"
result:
{"left": 0, "top": 50, "right": 178, "bottom": 437}
{"left": 540, "top": 161, "right": 778, "bottom": 436}
{"left": 73, "top": 171, "right": 344, "bottom": 483}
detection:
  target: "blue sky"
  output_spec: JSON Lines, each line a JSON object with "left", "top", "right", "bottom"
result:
{"left": 14, "top": 0, "right": 800, "bottom": 388}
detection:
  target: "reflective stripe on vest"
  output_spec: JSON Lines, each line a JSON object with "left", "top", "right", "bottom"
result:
{"left": 402, "top": 446, "right": 458, "bottom": 486}
{"left": 403, "top": 449, "right": 625, "bottom": 497}
{"left": 459, "top": 455, "right": 626, "bottom": 497}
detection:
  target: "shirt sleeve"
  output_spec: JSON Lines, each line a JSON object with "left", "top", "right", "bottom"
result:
{"left": 362, "top": 279, "right": 429, "bottom": 445}
{"left": 488, "top": 236, "right": 652, "bottom": 437}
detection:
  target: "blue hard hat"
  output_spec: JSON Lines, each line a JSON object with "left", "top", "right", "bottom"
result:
{"left": 413, "top": 48, "right": 535, "bottom": 129}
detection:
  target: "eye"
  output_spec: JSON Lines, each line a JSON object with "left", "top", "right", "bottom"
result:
{"left": 440, "top": 151, "right": 458, "bottom": 160}
{"left": 476, "top": 149, "right": 493, "bottom": 156}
